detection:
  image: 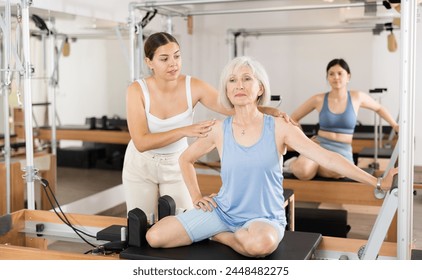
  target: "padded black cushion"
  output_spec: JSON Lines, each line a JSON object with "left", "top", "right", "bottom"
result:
{"left": 158, "top": 195, "right": 176, "bottom": 220}
{"left": 57, "top": 146, "right": 105, "bottom": 168}
{"left": 295, "top": 207, "right": 351, "bottom": 238}
{"left": 411, "top": 249, "right": 422, "bottom": 260}
{"left": 120, "top": 230, "right": 322, "bottom": 260}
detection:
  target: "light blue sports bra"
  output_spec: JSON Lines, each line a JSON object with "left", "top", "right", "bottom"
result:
{"left": 319, "top": 91, "right": 356, "bottom": 135}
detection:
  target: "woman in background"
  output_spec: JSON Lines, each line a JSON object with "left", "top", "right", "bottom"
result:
{"left": 284, "top": 58, "right": 399, "bottom": 180}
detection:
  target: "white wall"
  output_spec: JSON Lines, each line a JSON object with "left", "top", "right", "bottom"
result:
{"left": 25, "top": 17, "right": 131, "bottom": 127}
{"left": 174, "top": 7, "right": 401, "bottom": 124}
{"left": 55, "top": 38, "right": 129, "bottom": 124}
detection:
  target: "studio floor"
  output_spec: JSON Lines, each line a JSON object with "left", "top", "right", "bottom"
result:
{"left": 52, "top": 166, "right": 422, "bottom": 253}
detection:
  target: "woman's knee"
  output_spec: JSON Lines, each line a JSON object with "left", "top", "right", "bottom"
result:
{"left": 294, "top": 170, "right": 317, "bottom": 181}
{"left": 291, "top": 156, "right": 318, "bottom": 180}
{"left": 145, "top": 218, "right": 172, "bottom": 248}
{"left": 145, "top": 226, "right": 161, "bottom": 248}
{"left": 146, "top": 216, "right": 192, "bottom": 248}
{"left": 242, "top": 233, "right": 278, "bottom": 257}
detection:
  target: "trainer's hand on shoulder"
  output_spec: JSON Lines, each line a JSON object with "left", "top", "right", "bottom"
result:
{"left": 278, "top": 111, "right": 299, "bottom": 127}
{"left": 184, "top": 119, "right": 216, "bottom": 138}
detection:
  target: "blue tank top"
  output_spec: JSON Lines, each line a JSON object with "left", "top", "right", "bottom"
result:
{"left": 319, "top": 92, "right": 356, "bottom": 134}
{"left": 214, "top": 115, "right": 287, "bottom": 228}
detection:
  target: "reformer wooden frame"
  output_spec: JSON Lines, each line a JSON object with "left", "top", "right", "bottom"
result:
{"left": 36, "top": 128, "right": 131, "bottom": 145}
{"left": 0, "top": 209, "right": 397, "bottom": 260}
{"left": 0, "top": 209, "right": 125, "bottom": 260}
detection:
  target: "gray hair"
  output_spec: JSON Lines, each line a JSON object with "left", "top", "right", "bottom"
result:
{"left": 218, "top": 56, "right": 271, "bottom": 109}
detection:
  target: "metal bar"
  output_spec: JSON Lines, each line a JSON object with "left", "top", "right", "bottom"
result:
{"left": 186, "top": 2, "right": 375, "bottom": 17}
{"left": 374, "top": 99, "right": 379, "bottom": 169}
{"left": 166, "top": 15, "right": 173, "bottom": 34}
{"left": 382, "top": 141, "right": 399, "bottom": 179}
{"left": 146, "top": 5, "right": 187, "bottom": 17}
{"left": 1, "top": 57, "right": 12, "bottom": 215}
{"left": 48, "top": 32, "right": 57, "bottom": 155}
{"left": 21, "top": 0, "right": 36, "bottom": 210}
{"left": 1, "top": 0, "right": 12, "bottom": 214}
{"left": 129, "top": 6, "right": 136, "bottom": 81}
{"left": 362, "top": 188, "right": 399, "bottom": 260}
{"left": 132, "top": 1, "right": 380, "bottom": 17}
{"left": 137, "top": 26, "right": 144, "bottom": 79}
{"left": 4, "top": 0, "right": 12, "bottom": 78}
{"left": 397, "top": 0, "right": 417, "bottom": 260}
{"left": 1, "top": 87, "right": 11, "bottom": 214}
{"left": 24, "top": 221, "right": 103, "bottom": 245}
{"left": 387, "top": 115, "right": 399, "bottom": 143}
{"left": 230, "top": 25, "right": 381, "bottom": 37}
{"left": 69, "top": 25, "right": 377, "bottom": 39}
{"left": 227, "top": 29, "right": 235, "bottom": 61}
{"left": 134, "top": 0, "right": 249, "bottom": 8}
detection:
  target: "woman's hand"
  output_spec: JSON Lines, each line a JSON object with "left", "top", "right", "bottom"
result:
{"left": 279, "top": 111, "right": 300, "bottom": 127}
{"left": 193, "top": 195, "right": 217, "bottom": 212}
{"left": 183, "top": 119, "right": 216, "bottom": 138}
{"left": 380, "top": 167, "right": 399, "bottom": 191}
{"left": 260, "top": 107, "right": 299, "bottom": 126}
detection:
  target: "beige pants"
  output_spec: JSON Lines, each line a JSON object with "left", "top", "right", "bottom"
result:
{"left": 122, "top": 141, "right": 193, "bottom": 222}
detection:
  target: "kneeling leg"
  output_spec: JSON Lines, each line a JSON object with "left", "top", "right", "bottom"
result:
{"left": 146, "top": 216, "right": 192, "bottom": 248}
{"left": 212, "top": 221, "right": 280, "bottom": 258}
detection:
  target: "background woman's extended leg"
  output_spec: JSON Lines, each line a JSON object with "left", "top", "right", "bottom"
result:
{"left": 289, "top": 155, "right": 319, "bottom": 180}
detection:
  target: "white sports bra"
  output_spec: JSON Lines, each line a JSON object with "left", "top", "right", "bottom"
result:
{"left": 137, "top": 76, "right": 194, "bottom": 154}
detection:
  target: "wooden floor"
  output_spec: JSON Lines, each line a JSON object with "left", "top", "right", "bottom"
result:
{"left": 52, "top": 166, "right": 422, "bottom": 250}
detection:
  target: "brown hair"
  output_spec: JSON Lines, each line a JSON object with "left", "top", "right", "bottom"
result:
{"left": 144, "top": 32, "right": 179, "bottom": 60}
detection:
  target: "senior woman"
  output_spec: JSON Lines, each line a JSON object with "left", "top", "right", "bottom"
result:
{"left": 145, "top": 56, "right": 397, "bottom": 258}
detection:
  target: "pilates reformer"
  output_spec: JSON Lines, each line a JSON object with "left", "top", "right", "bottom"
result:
{"left": 0, "top": 187, "right": 320, "bottom": 260}
{"left": 118, "top": 190, "right": 321, "bottom": 260}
